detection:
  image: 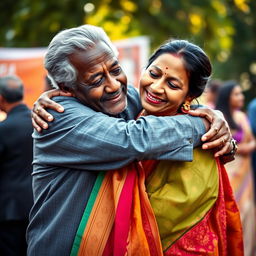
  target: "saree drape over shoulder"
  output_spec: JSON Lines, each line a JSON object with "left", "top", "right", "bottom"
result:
{"left": 144, "top": 148, "right": 244, "bottom": 255}
{"left": 70, "top": 147, "right": 243, "bottom": 256}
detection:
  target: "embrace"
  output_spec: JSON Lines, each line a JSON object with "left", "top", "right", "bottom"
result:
{"left": 28, "top": 25, "right": 243, "bottom": 255}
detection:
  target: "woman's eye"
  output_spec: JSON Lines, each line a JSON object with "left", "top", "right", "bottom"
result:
{"left": 149, "top": 70, "right": 159, "bottom": 78}
{"left": 168, "top": 81, "right": 179, "bottom": 89}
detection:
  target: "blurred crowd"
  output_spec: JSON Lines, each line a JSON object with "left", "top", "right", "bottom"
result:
{"left": 204, "top": 79, "right": 256, "bottom": 256}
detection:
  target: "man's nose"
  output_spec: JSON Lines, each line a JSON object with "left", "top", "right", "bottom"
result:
{"left": 105, "top": 76, "right": 121, "bottom": 93}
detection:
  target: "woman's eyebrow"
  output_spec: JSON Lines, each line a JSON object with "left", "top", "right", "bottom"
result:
{"left": 151, "top": 65, "right": 162, "bottom": 73}
{"left": 151, "top": 65, "right": 183, "bottom": 85}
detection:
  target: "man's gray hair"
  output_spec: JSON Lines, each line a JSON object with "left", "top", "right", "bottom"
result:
{"left": 45, "top": 24, "right": 118, "bottom": 90}
{"left": 0, "top": 75, "right": 24, "bottom": 103}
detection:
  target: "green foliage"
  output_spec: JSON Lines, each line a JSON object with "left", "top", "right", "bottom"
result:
{"left": 0, "top": 0, "right": 255, "bottom": 101}
{"left": 0, "top": 0, "right": 85, "bottom": 46}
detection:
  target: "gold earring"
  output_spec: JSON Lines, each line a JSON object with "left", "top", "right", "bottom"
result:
{"left": 181, "top": 101, "right": 191, "bottom": 113}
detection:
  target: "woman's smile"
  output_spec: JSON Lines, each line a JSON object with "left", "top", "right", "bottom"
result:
{"left": 145, "top": 90, "right": 166, "bottom": 105}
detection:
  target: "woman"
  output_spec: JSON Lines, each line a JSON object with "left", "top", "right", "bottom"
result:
{"left": 216, "top": 81, "right": 256, "bottom": 256}
{"left": 136, "top": 40, "right": 243, "bottom": 255}
{"left": 32, "top": 40, "right": 243, "bottom": 255}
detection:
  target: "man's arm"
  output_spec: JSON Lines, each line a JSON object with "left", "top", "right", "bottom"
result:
{"left": 34, "top": 96, "right": 205, "bottom": 171}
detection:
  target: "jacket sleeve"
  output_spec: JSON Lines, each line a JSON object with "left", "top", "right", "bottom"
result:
{"left": 33, "top": 97, "right": 205, "bottom": 171}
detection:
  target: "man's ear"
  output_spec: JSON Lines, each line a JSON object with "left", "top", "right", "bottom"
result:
{"left": 59, "top": 83, "right": 72, "bottom": 93}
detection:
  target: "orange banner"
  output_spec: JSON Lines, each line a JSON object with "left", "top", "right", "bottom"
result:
{"left": 0, "top": 37, "right": 149, "bottom": 109}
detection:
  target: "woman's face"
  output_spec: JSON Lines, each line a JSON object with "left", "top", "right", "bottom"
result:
{"left": 139, "top": 53, "right": 190, "bottom": 116}
{"left": 230, "top": 85, "right": 244, "bottom": 110}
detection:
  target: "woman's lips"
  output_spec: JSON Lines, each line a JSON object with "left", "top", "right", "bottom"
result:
{"left": 146, "top": 90, "right": 165, "bottom": 104}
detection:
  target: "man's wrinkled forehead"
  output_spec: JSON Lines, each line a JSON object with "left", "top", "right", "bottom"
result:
{"left": 69, "top": 41, "right": 116, "bottom": 69}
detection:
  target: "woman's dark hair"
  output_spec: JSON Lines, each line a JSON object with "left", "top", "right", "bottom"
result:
{"left": 215, "top": 80, "right": 239, "bottom": 130}
{"left": 146, "top": 39, "right": 212, "bottom": 99}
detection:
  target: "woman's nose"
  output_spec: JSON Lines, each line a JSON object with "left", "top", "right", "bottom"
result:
{"left": 150, "top": 80, "right": 164, "bottom": 93}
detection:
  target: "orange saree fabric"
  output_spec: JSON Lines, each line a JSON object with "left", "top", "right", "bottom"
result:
{"left": 70, "top": 163, "right": 163, "bottom": 256}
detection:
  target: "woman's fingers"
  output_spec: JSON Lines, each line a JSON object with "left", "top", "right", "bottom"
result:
{"left": 213, "top": 138, "right": 232, "bottom": 157}
{"left": 202, "top": 123, "right": 231, "bottom": 148}
{"left": 31, "top": 111, "right": 49, "bottom": 132}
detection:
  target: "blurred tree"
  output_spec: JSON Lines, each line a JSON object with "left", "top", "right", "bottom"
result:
{"left": 0, "top": 0, "right": 85, "bottom": 47}
{"left": 86, "top": 0, "right": 256, "bottom": 103}
{"left": 0, "top": 0, "right": 255, "bottom": 102}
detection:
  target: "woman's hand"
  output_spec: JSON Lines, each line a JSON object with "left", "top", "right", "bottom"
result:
{"left": 32, "top": 89, "right": 72, "bottom": 132}
{"left": 188, "top": 108, "right": 234, "bottom": 159}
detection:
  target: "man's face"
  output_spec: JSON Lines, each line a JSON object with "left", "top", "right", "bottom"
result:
{"left": 69, "top": 42, "right": 128, "bottom": 116}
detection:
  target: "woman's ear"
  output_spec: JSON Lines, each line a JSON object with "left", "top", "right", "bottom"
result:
{"left": 180, "top": 96, "right": 194, "bottom": 114}
{"left": 185, "top": 96, "right": 194, "bottom": 103}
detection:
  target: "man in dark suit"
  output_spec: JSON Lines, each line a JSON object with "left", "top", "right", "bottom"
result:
{"left": 0, "top": 75, "right": 33, "bottom": 256}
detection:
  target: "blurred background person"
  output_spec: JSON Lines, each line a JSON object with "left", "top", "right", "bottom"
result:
{"left": 248, "top": 97, "right": 256, "bottom": 198}
{"left": 203, "top": 79, "right": 222, "bottom": 109}
{"left": 0, "top": 75, "right": 33, "bottom": 256}
{"left": 216, "top": 80, "right": 256, "bottom": 256}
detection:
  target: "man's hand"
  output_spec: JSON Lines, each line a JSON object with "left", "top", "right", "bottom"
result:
{"left": 32, "top": 89, "right": 72, "bottom": 132}
{"left": 188, "top": 108, "right": 234, "bottom": 160}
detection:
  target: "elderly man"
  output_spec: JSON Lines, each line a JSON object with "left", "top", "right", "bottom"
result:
{"left": 0, "top": 75, "right": 33, "bottom": 256}
{"left": 28, "top": 25, "right": 234, "bottom": 255}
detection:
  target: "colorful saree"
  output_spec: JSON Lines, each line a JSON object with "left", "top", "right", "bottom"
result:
{"left": 70, "top": 162, "right": 163, "bottom": 256}
{"left": 144, "top": 148, "right": 244, "bottom": 255}
{"left": 70, "top": 147, "right": 244, "bottom": 256}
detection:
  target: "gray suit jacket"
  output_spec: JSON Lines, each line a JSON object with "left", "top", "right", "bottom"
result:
{"left": 27, "top": 86, "right": 205, "bottom": 255}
